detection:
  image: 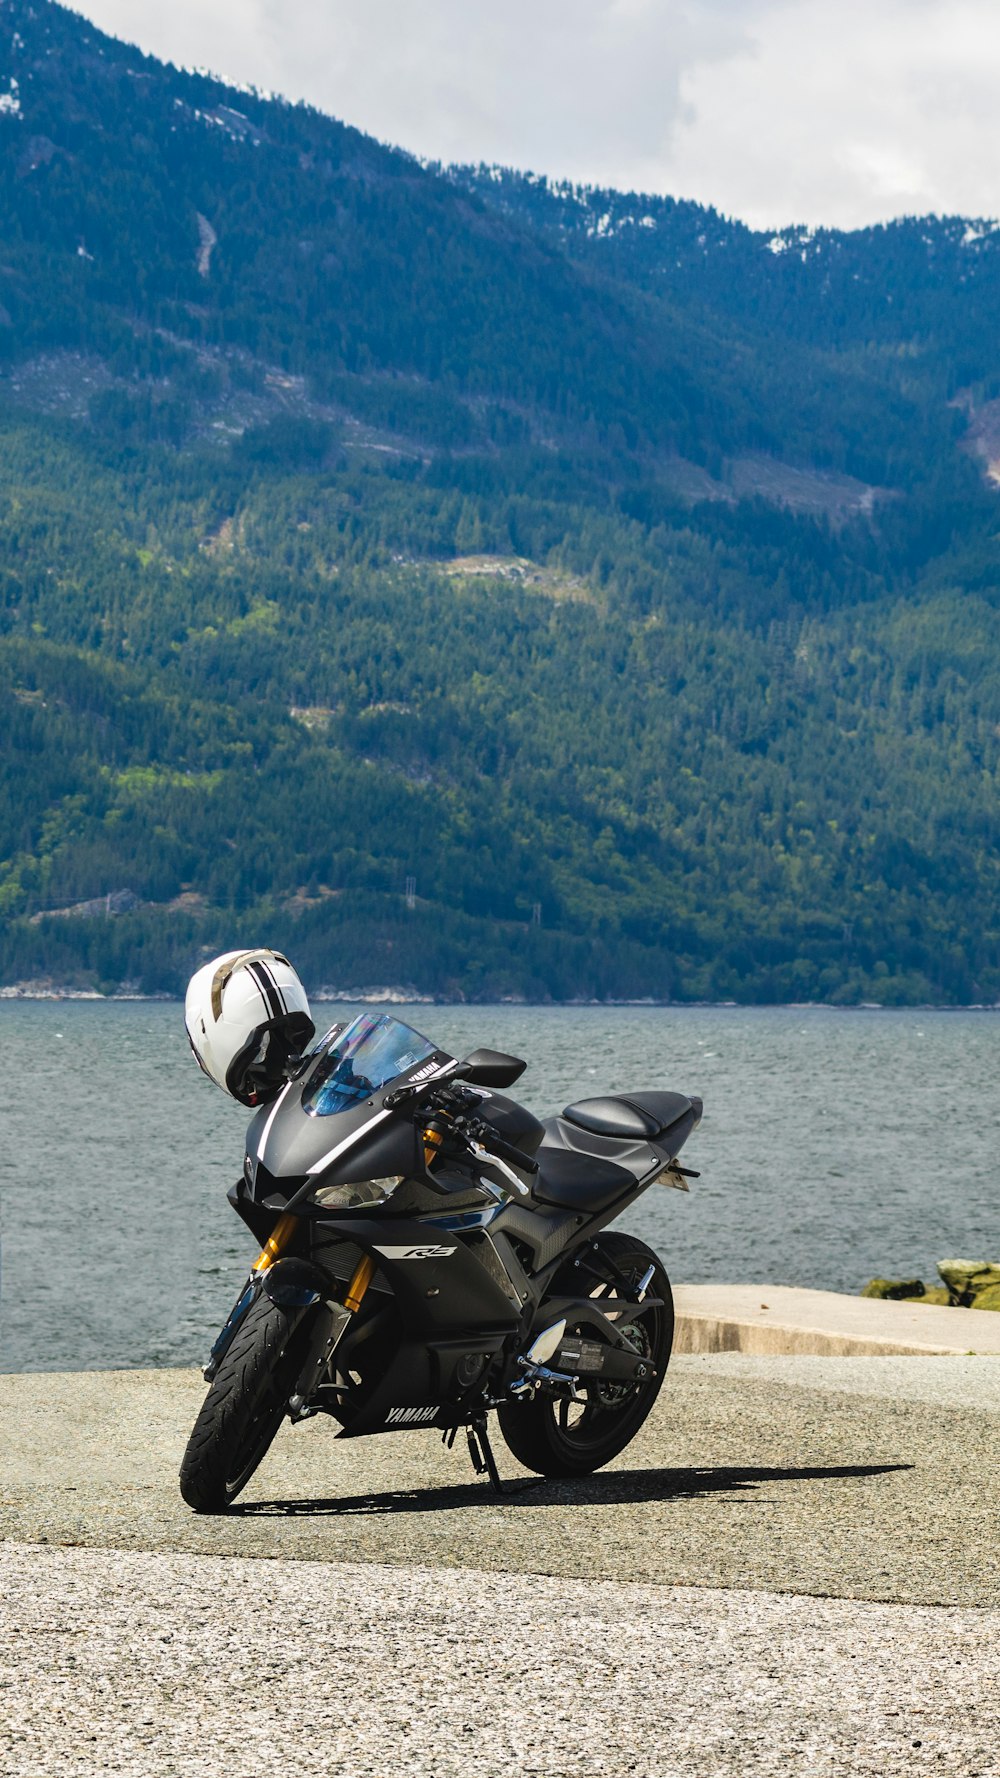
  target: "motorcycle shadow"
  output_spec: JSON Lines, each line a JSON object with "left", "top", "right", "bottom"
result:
{"left": 238, "top": 1461, "right": 911, "bottom": 1517}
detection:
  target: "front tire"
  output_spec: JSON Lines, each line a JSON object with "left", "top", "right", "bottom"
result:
{"left": 498, "top": 1233, "right": 673, "bottom": 1479}
{"left": 180, "top": 1292, "right": 312, "bottom": 1513}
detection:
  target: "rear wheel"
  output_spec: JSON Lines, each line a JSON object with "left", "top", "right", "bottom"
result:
{"left": 179, "top": 1292, "right": 313, "bottom": 1513}
{"left": 497, "top": 1233, "right": 673, "bottom": 1479}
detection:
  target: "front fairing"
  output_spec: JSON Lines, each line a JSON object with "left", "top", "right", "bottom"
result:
{"left": 243, "top": 1042, "right": 452, "bottom": 1200}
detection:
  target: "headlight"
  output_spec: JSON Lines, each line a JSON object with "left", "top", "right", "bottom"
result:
{"left": 311, "top": 1176, "right": 404, "bottom": 1210}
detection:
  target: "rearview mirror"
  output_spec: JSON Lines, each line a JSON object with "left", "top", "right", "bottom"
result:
{"left": 456, "top": 1048, "right": 526, "bottom": 1088}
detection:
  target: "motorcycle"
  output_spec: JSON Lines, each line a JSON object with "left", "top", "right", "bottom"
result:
{"left": 179, "top": 1010, "right": 701, "bottom": 1511}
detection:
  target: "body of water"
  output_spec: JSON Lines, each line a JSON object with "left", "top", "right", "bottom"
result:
{"left": 1, "top": 1001, "right": 996, "bottom": 1371}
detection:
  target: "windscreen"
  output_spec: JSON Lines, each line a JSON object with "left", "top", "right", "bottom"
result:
{"left": 301, "top": 1012, "right": 439, "bottom": 1117}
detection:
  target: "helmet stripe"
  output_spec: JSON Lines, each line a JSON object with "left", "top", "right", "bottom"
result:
{"left": 258, "top": 957, "right": 288, "bottom": 1016}
{"left": 209, "top": 955, "right": 240, "bottom": 1022}
{"left": 247, "top": 959, "right": 283, "bottom": 1020}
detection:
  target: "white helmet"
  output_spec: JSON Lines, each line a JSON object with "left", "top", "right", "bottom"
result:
{"left": 185, "top": 949, "right": 315, "bottom": 1105}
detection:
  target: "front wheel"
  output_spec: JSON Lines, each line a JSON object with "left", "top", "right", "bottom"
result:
{"left": 497, "top": 1233, "right": 674, "bottom": 1479}
{"left": 180, "top": 1292, "right": 313, "bottom": 1513}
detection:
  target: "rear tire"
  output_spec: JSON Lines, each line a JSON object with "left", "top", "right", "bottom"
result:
{"left": 179, "top": 1292, "right": 312, "bottom": 1513}
{"left": 498, "top": 1233, "right": 673, "bottom": 1479}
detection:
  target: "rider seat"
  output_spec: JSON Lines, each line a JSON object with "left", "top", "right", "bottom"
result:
{"left": 531, "top": 1147, "right": 636, "bottom": 1215}
{"left": 531, "top": 1092, "right": 702, "bottom": 1215}
{"left": 562, "top": 1091, "right": 698, "bottom": 1141}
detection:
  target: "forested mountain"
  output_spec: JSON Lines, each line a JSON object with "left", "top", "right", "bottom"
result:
{"left": 451, "top": 165, "right": 1000, "bottom": 384}
{"left": 0, "top": 0, "right": 998, "bottom": 1004}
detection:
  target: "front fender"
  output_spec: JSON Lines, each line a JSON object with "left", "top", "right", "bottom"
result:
{"left": 204, "top": 1274, "right": 260, "bottom": 1380}
{"left": 204, "top": 1259, "right": 334, "bottom": 1380}
{"left": 260, "top": 1256, "right": 331, "bottom": 1308}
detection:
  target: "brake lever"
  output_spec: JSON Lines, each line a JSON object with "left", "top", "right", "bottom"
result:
{"left": 466, "top": 1138, "right": 531, "bottom": 1198}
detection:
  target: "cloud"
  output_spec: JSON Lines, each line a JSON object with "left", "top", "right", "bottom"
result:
{"left": 667, "top": 0, "right": 1000, "bottom": 227}
{"left": 74, "top": 0, "right": 1000, "bottom": 228}
{"left": 77, "top": 0, "right": 742, "bottom": 177}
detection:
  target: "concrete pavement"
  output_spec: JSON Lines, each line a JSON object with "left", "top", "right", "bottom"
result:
{"left": 3, "top": 1543, "right": 1000, "bottom": 1778}
{"left": 673, "top": 1283, "right": 1000, "bottom": 1355}
{"left": 2, "top": 1354, "right": 998, "bottom": 1606}
{"left": 4, "top": 1344, "right": 1000, "bottom": 1775}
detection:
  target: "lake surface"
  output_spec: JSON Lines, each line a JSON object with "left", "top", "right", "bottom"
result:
{"left": 1, "top": 1001, "right": 996, "bottom": 1371}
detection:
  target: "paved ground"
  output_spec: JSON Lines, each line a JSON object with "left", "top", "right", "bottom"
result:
{"left": 3, "top": 1543, "right": 1000, "bottom": 1778}
{"left": 674, "top": 1284, "right": 1000, "bottom": 1355}
{"left": 3, "top": 1356, "right": 998, "bottom": 1776}
{"left": 2, "top": 1356, "right": 998, "bottom": 1605}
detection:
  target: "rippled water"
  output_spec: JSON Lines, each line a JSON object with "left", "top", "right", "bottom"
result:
{"left": 1, "top": 1001, "right": 996, "bottom": 1371}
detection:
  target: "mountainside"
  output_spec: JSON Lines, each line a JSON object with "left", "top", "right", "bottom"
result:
{"left": 0, "top": 0, "right": 829, "bottom": 472}
{"left": 0, "top": 1, "right": 998, "bottom": 1004}
{"left": 450, "top": 165, "right": 1000, "bottom": 377}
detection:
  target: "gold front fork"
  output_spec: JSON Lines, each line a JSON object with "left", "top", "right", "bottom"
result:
{"left": 253, "top": 1213, "right": 376, "bottom": 1316}
{"left": 252, "top": 1212, "right": 300, "bottom": 1274}
{"left": 344, "top": 1253, "right": 375, "bottom": 1313}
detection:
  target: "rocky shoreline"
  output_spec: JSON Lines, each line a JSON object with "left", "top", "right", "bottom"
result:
{"left": 3, "top": 980, "right": 1000, "bottom": 1009}
{"left": 863, "top": 1259, "right": 1000, "bottom": 1312}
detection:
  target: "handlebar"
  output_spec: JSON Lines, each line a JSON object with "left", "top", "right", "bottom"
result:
{"left": 472, "top": 1125, "right": 539, "bottom": 1177}
{"left": 383, "top": 1076, "right": 539, "bottom": 1194}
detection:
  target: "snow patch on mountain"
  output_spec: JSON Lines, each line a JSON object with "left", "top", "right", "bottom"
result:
{"left": 960, "top": 221, "right": 999, "bottom": 246}
{"left": 174, "top": 98, "right": 263, "bottom": 147}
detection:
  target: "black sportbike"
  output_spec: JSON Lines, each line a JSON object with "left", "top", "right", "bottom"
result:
{"left": 180, "top": 1012, "right": 701, "bottom": 1511}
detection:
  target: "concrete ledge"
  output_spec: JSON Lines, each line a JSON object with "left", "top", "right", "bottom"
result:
{"left": 673, "top": 1284, "right": 1000, "bottom": 1357}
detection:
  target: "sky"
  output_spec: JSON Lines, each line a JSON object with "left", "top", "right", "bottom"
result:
{"left": 73, "top": 0, "right": 1000, "bottom": 231}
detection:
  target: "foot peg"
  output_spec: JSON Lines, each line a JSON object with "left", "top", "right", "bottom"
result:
{"left": 510, "top": 1355, "right": 585, "bottom": 1400}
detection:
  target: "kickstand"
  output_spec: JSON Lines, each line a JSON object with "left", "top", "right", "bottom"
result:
{"left": 466, "top": 1416, "right": 505, "bottom": 1495}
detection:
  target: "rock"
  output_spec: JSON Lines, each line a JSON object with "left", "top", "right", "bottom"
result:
{"left": 860, "top": 1278, "right": 926, "bottom": 1300}
{"left": 912, "top": 1287, "right": 951, "bottom": 1306}
{"left": 936, "top": 1260, "right": 1000, "bottom": 1305}
{"left": 970, "top": 1283, "right": 1000, "bottom": 1312}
